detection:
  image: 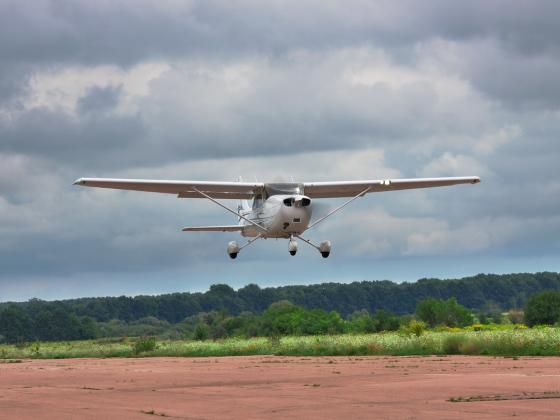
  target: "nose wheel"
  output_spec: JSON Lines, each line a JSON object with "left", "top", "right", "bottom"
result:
{"left": 289, "top": 237, "right": 298, "bottom": 256}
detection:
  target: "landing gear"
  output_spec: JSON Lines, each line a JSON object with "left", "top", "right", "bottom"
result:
{"left": 226, "top": 235, "right": 262, "bottom": 259}
{"left": 295, "top": 235, "right": 332, "bottom": 258}
{"left": 288, "top": 237, "right": 298, "bottom": 256}
{"left": 227, "top": 241, "right": 240, "bottom": 259}
{"left": 319, "top": 240, "right": 331, "bottom": 258}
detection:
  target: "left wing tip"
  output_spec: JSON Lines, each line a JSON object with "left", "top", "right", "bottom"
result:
{"left": 73, "top": 178, "right": 84, "bottom": 186}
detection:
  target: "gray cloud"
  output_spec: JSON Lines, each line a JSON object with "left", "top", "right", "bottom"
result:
{"left": 2, "top": 108, "right": 146, "bottom": 169}
{"left": 1, "top": 0, "right": 559, "bottom": 301}
{"left": 78, "top": 85, "right": 122, "bottom": 114}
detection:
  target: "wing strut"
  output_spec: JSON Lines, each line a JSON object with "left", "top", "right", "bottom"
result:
{"left": 239, "top": 233, "right": 263, "bottom": 251}
{"left": 192, "top": 187, "right": 268, "bottom": 233}
{"left": 305, "top": 186, "right": 371, "bottom": 231}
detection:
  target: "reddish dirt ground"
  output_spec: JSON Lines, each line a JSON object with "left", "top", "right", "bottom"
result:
{"left": 2, "top": 356, "right": 560, "bottom": 419}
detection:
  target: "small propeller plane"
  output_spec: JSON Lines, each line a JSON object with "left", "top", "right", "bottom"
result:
{"left": 74, "top": 175, "right": 480, "bottom": 259}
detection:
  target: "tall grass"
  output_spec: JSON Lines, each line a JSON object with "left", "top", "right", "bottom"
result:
{"left": 2, "top": 328, "right": 560, "bottom": 359}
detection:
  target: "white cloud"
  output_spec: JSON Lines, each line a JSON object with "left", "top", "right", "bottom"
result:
{"left": 419, "top": 152, "right": 491, "bottom": 178}
{"left": 20, "top": 61, "right": 170, "bottom": 115}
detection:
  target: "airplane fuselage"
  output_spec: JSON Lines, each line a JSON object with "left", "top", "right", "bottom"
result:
{"left": 240, "top": 194, "right": 312, "bottom": 238}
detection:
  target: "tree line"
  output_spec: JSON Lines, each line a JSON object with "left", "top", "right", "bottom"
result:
{"left": 2, "top": 272, "right": 558, "bottom": 323}
{"left": 2, "top": 291, "right": 560, "bottom": 344}
{"left": 1, "top": 272, "right": 560, "bottom": 343}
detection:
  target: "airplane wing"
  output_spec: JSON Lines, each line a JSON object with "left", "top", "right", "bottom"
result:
{"left": 182, "top": 225, "right": 244, "bottom": 232}
{"left": 303, "top": 176, "right": 480, "bottom": 198}
{"left": 73, "top": 178, "right": 263, "bottom": 199}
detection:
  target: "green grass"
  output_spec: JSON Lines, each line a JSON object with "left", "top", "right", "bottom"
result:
{"left": 2, "top": 327, "right": 560, "bottom": 359}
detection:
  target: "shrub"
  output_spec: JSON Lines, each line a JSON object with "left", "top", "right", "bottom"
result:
{"left": 372, "top": 310, "right": 401, "bottom": 332}
{"left": 507, "top": 309, "right": 524, "bottom": 324}
{"left": 133, "top": 336, "right": 157, "bottom": 354}
{"left": 399, "top": 320, "right": 426, "bottom": 337}
{"left": 416, "top": 298, "right": 473, "bottom": 327}
{"left": 192, "top": 324, "right": 210, "bottom": 341}
{"left": 442, "top": 335, "right": 467, "bottom": 354}
{"left": 524, "top": 291, "right": 560, "bottom": 327}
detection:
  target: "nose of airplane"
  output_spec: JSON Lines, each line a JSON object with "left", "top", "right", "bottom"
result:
{"left": 282, "top": 195, "right": 311, "bottom": 208}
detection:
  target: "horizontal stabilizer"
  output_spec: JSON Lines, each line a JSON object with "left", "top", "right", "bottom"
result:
{"left": 182, "top": 225, "right": 244, "bottom": 232}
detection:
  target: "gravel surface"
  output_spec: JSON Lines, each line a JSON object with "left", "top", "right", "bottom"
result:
{"left": 1, "top": 355, "right": 560, "bottom": 419}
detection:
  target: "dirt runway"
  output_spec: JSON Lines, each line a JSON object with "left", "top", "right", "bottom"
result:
{"left": 2, "top": 355, "right": 560, "bottom": 419}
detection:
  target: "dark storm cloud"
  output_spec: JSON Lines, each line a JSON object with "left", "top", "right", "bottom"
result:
{"left": 1, "top": 1, "right": 560, "bottom": 111}
{"left": 3, "top": 1, "right": 559, "bottom": 62}
{"left": 1, "top": 108, "right": 146, "bottom": 169}
{"left": 1, "top": 0, "right": 560, "bottom": 300}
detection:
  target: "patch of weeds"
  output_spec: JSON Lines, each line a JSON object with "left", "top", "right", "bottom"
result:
{"left": 29, "top": 342, "right": 41, "bottom": 356}
{"left": 133, "top": 336, "right": 157, "bottom": 355}
{"left": 14, "top": 340, "right": 28, "bottom": 349}
{"left": 96, "top": 337, "right": 127, "bottom": 344}
{"left": 442, "top": 335, "right": 467, "bottom": 355}
{"left": 448, "top": 392, "right": 560, "bottom": 402}
{"left": 366, "top": 342, "right": 383, "bottom": 354}
{"left": 399, "top": 320, "right": 427, "bottom": 337}
{"left": 267, "top": 336, "right": 281, "bottom": 348}
{"left": 141, "top": 409, "right": 169, "bottom": 416}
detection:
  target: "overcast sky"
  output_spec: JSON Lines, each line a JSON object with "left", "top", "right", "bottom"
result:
{"left": 1, "top": 0, "right": 559, "bottom": 301}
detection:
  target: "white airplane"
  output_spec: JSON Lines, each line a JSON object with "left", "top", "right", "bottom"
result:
{"left": 74, "top": 175, "right": 480, "bottom": 259}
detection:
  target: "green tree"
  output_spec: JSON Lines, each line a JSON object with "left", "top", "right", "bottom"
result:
{"left": 261, "top": 301, "right": 303, "bottom": 336}
{"left": 524, "top": 291, "right": 560, "bottom": 326}
{"left": 299, "top": 309, "right": 344, "bottom": 335}
{"left": 347, "top": 310, "right": 376, "bottom": 333}
{"left": 478, "top": 300, "right": 503, "bottom": 324}
{"left": 372, "top": 309, "right": 401, "bottom": 332}
{"left": 34, "top": 306, "right": 83, "bottom": 341}
{"left": 76, "top": 316, "right": 99, "bottom": 339}
{"left": 416, "top": 298, "right": 447, "bottom": 327}
{"left": 416, "top": 298, "right": 473, "bottom": 327}
{"left": 0, "top": 305, "right": 33, "bottom": 343}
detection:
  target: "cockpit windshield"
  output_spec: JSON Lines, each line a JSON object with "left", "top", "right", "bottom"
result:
{"left": 264, "top": 183, "right": 303, "bottom": 198}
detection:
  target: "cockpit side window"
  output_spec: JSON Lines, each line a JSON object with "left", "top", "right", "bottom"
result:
{"left": 253, "top": 194, "right": 263, "bottom": 209}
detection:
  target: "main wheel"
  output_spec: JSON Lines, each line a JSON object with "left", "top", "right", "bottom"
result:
{"left": 229, "top": 252, "right": 238, "bottom": 259}
{"left": 321, "top": 251, "right": 330, "bottom": 258}
{"left": 289, "top": 250, "right": 297, "bottom": 256}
